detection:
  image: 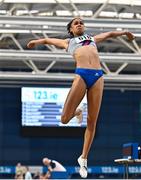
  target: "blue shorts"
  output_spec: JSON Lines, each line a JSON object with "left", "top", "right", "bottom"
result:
{"left": 75, "top": 68, "right": 103, "bottom": 89}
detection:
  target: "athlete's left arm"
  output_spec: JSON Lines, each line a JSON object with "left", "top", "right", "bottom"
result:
{"left": 48, "top": 166, "right": 53, "bottom": 172}
{"left": 94, "top": 30, "right": 135, "bottom": 43}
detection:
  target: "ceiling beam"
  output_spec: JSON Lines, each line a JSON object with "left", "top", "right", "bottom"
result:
{"left": 0, "top": 16, "right": 141, "bottom": 31}
{"left": 2, "top": 0, "right": 141, "bottom": 6}
{"left": 0, "top": 50, "right": 141, "bottom": 64}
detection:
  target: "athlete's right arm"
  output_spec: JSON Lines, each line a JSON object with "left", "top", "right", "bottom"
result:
{"left": 27, "top": 38, "right": 68, "bottom": 49}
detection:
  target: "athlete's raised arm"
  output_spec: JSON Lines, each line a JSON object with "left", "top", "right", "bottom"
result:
{"left": 27, "top": 37, "right": 68, "bottom": 49}
{"left": 94, "top": 30, "right": 135, "bottom": 43}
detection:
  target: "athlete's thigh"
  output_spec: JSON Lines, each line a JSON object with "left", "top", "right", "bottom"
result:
{"left": 87, "top": 77, "right": 104, "bottom": 121}
{"left": 62, "top": 75, "right": 87, "bottom": 115}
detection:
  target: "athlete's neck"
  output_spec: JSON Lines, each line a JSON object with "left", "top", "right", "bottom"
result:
{"left": 74, "top": 32, "right": 84, "bottom": 37}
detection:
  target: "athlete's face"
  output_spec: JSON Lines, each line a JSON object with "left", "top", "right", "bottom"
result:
{"left": 70, "top": 18, "right": 85, "bottom": 36}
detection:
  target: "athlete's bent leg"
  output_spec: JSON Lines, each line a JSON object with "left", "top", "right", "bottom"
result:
{"left": 61, "top": 75, "right": 86, "bottom": 124}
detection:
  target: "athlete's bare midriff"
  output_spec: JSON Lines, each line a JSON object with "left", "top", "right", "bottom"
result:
{"left": 73, "top": 45, "right": 101, "bottom": 69}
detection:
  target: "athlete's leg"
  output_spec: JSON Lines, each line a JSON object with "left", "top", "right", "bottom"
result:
{"left": 82, "top": 77, "right": 104, "bottom": 158}
{"left": 61, "top": 75, "right": 87, "bottom": 124}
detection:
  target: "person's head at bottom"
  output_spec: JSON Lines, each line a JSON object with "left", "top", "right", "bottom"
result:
{"left": 42, "top": 157, "right": 50, "bottom": 166}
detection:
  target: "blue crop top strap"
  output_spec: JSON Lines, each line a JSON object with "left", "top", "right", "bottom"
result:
{"left": 67, "top": 34, "right": 96, "bottom": 55}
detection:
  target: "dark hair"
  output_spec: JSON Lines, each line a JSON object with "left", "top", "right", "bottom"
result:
{"left": 67, "top": 17, "right": 82, "bottom": 37}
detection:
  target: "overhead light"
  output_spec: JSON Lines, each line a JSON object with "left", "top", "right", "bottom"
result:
{"left": 5, "top": 24, "right": 11, "bottom": 27}
{"left": 0, "top": 29, "right": 30, "bottom": 33}
{"left": 116, "top": 28, "right": 122, "bottom": 31}
{"left": 100, "top": 11, "right": 134, "bottom": 19}
{"left": 99, "top": 11, "right": 118, "bottom": 18}
{"left": 77, "top": 11, "right": 93, "bottom": 16}
{"left": 38, "top": 12, "right": 53, "bottom": 16}
{"left": 136, "top": 13, "right": 141, "bottom": 19}
{"left": 0, "top": 10, "right": 7, "bottom": 14}
{"left": 43, "top": 25, "right": 49, "bottom": 29}
{"left": 16, "top": 10, "right": 39, "bottom": 16}
{"left": 56, "top": 10, "right": 93, "bottom": 16}
{"left": 134, "top": 33, "right": 141, "bottom": 37}
{"left": 3, "top": 0, "right": 56, "bottom": 3}
{"left": 119, "top": 13, "right": 134, "bottom": 19}
{"left": 0, "top": 29, "right": 62, "bottom": 34}
{"left": 56, "top": 11, "right": 72, "bottom": 16}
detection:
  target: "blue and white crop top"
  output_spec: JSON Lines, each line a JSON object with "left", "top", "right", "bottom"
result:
{"left": 67, "top": 34, "right": 96, "bottom": 55}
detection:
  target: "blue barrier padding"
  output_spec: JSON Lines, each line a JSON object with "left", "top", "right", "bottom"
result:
{"left": 0, "top": 166, "right": 15, "bottom": 174}
{"left": 66, "top": 166, "right": 124, "bottom": 174}
{"left": 51, "top": 172, "right": 68, "bottom": 179}
{"left": 1, "top": 165, "right": 141, "bottom": 174}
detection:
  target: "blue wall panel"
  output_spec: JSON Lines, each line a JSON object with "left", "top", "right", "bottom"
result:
{"left": 0, "top": 88, "right": 141, "bottom": 166}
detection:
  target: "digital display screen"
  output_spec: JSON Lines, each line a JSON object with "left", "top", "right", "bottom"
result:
{"left": 21, "top": 87, "right": 87, "bottom": 128}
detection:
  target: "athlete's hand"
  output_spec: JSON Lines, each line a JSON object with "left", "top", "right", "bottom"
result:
{"left": 27, "top": 40, "right": 37, "bottom": 48}
{"left": 125, "top": 31, "right": 135, "bottom": 41}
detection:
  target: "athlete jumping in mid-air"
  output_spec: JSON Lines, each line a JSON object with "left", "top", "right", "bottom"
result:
{"left": 27, "top": 17, "right": 134, "bottom": 178}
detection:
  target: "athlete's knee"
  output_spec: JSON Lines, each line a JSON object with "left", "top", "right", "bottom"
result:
{"left": 61, "top": 114, "right": 69, "bottom": 124}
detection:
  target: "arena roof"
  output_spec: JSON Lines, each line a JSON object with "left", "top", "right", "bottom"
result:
{"left": 0, "top": 0, "right": 141, "bottom": 89}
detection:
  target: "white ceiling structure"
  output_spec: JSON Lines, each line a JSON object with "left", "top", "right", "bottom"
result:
{"left": 0, "top": 0, "right": 141, "bottom": 89}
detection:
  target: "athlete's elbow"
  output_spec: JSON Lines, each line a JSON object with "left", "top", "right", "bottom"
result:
{"left": 61, "top": 115, "right": 67, "bottom": 124}
{"left": 44, "top": 38, "right": 49, "bottom": 44}
{"left": 61, "top": 115, "right": 68, "bottom": 124}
